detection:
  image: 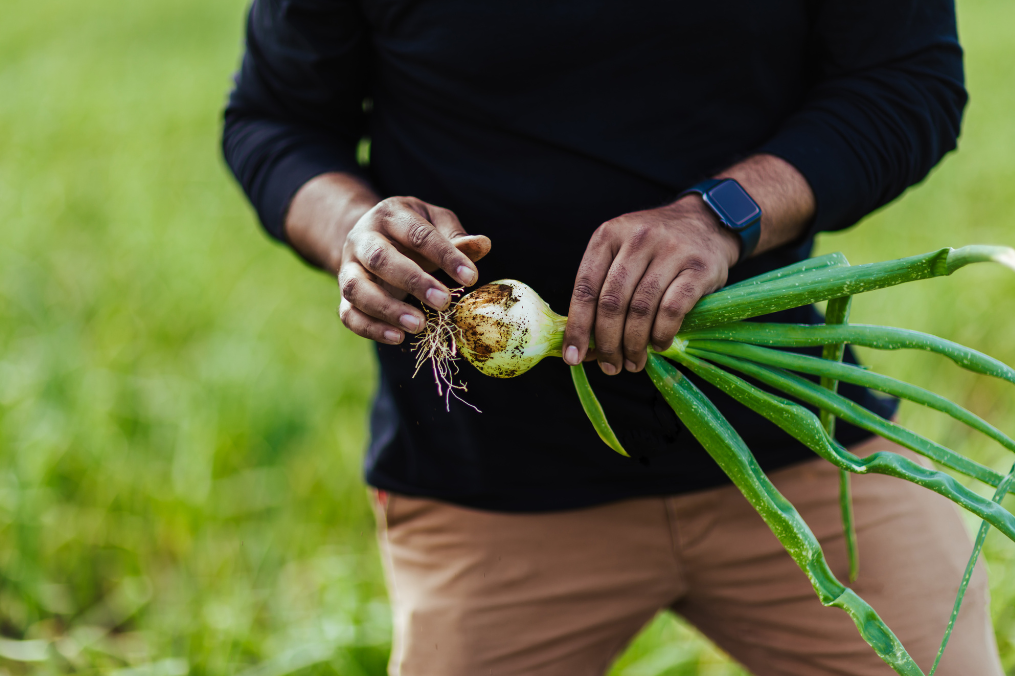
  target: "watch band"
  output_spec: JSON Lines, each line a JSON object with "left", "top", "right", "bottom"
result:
{"left": 679, "top": 178, "right": 762, "bottom": 265}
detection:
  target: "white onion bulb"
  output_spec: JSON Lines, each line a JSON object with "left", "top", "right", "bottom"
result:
{"left": 452, "top": 280, "right": 568, "bottom": 378}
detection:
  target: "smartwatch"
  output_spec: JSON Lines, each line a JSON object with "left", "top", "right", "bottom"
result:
{"left": 678, "top": 178, "right": 762, "bottom": 264}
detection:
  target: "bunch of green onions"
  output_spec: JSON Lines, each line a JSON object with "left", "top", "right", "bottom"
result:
{"left": 415, "top": 245, "right": 1015, "bottom": 675}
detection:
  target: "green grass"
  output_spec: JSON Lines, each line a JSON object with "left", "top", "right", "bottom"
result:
{"left": 1, "top": 0, "right": 1013, "bottom": 674}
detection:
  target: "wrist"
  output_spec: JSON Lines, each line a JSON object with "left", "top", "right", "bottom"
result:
{"left": 713, "top": 154, "right": 816, "bottom": 255}
{"left": 677, "top": 178, "right": 762, "bottom": 266}
{"left": 285, "top": 173, "right": 380, "bottom": 274}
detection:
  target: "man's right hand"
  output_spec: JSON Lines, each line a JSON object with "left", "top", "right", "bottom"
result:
{"left": 284, "top": 173, "right": 490, "bottom": 347}
{"left": 338, "top": 196, "right": 491, "bottom": 344}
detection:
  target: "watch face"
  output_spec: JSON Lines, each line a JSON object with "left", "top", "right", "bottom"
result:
{"left": 709, "top": 180, "right": 760, "bottom": 228}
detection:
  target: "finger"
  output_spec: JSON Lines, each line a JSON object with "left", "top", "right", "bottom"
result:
{"left": 354, "top": 234, "right": 452, "bottom": 310}
{"left": 563, "top": 227, "right": 614, "bottom": 366}
{"left": 428, "top": 207, "right": 492, "bottom": 274}
{"left": 389, "top": 206, "right": 478, "bottom": 286}
{"left": 593, "top": 235, "right": 655, "bottom": 376}
{"left": 649, "top": 267, "right": 714, "bottom": 353}
{"left": 338, "top": 296, "right": 405, "bottom": 345}
{"left": 452, "top": 234, "right": 492, "bottom": 264}
{"left": 621, "top": 260, "right": 674, "bottom": 373}
{"left": 339, "top": 262, "right": 427, "bottom": 334}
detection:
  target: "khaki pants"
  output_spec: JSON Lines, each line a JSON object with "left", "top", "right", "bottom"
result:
{"left": 373, "top": 437, "right": 1003, "bottom": 675}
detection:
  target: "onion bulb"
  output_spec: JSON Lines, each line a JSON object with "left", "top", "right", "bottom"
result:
{"left": 451, "top": 280, "right": 568, "bottom": 378}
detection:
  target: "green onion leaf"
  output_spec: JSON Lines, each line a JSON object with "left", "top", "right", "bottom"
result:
{"left": 722, "top": 251, "right": 851, "bottom": 291}
{"left": 685, "top": 339, "right": 1015, "bottom": 456}
{"left": 663, "top": 348, "right": 1015, "bottom": 544}
{"left": 820, "top": 296, "right": 859, "bottom": 582}
{"left": 679, "top": 246, "right": 1015, "bottom": 333}
{"left": 570, "top": 363, "right": 628, "bottom": 457}
{"left": 644, "top": 355, "right": 923, "bottom": 676}
{"left": 685, "top": 348, "right": 1015, "bottom": 493}
{"left": 931, "top": 462, "right": 1015, "bottom": 675}
{"left": 677, "top": 322, "right": 1015, "bottom": 387}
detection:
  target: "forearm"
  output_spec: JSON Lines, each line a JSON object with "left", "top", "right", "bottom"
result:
{"left": 714, "top": 153, "right": 816, "bottom": 258}
{"left": 284, "top": 172, "right": 381, "bottom": 275}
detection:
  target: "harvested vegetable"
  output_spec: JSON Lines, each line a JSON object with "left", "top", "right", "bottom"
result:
{"left": 412, "top": 245, "right": 1015, "bottom": 675}
{"left": 450, "top": 279, "right": 567, "bottom": 379}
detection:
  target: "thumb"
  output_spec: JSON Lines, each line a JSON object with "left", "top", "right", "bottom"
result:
{"left": 425, "top": 203, "right": 492, "bottom": 271}
{"left": 452, "top": 233, "right": 492, "bottom": 263}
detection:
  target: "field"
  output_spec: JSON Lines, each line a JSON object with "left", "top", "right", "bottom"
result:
{"left": 1, "top": 0, "right": 1014, "bottom": 674}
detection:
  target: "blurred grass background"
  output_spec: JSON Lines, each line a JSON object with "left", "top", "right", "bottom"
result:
{"left": 0, "top": 0, "right": 1013, "bottom": 674}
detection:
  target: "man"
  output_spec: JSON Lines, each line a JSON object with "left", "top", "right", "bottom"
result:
{"left": 223, "top": 1, "right": 1002, "bottom": 673}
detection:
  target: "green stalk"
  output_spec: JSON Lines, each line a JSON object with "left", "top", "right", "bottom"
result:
{"left": 685, "top": 340, "right": 1015, "bottom": 456}
{"left": 677, "top": 322, "right": 1015, "bottom": 387}
{"left": 722, "top": 252, "right": 850, "bottom": 291}
{"left": 930, "top": 462, "right": 1015, "bottom": 675}
{"left": 822, "top": 296, "right": 859, "bottom": 582}
{"left": 683, "top": 348, "right": 1015, "bottom": 493}
{"left": 819, "top": 299, "right": 851, "bottom": 432}
{"left": 662, "top": 348, "right": 1015, "bottom": 543}
{"left": 644, "top": 355, "right": 923, "bottom": 676}
{"left": 571, "top": 363, "right": 628, "bottom": 457}
{"left": 680, "top": 245, "right": 1015, "bottom": 333}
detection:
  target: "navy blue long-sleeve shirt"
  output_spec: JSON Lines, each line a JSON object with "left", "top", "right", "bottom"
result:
{"left": 223, "top": 0, "right": 966, "bottom": 511}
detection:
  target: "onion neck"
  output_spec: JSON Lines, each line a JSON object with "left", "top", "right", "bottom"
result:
{"left": 658, "top": 336, "right": 689, "bottom": 360}
{"left": 542, "top": 312, "right": 569, "bottom": 358}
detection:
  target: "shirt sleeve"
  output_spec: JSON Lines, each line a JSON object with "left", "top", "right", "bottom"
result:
{"left": 221, "top": 0, "right": 371, "bottom": 241}
{"left": 757, "top": 0, "right": 967, "bottom": 237}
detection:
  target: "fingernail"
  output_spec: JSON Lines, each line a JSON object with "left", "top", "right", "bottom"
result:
{"left": 426, "top": 288, "right": 449, "bottom": 308}
{"left": 625, "top": 359, "right": 637, "bottom": 372}
{"left": 383, "top": 329, "right": 402, "bottom": 343}
{"left": 400, "top": 314, "right": 422, "bottom": 332}
{"left": 564, "top": 345, "right": 580, "bottom": 365}
{"left": 600, "top": 362, "right": 618, "bottom": 376}
{"left": 457, "top": 265, "right": 477, "bottom": 285}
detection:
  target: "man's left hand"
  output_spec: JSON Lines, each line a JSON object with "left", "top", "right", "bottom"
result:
{"left": 562, "top": 198, "right": 740, "bottom": 374}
